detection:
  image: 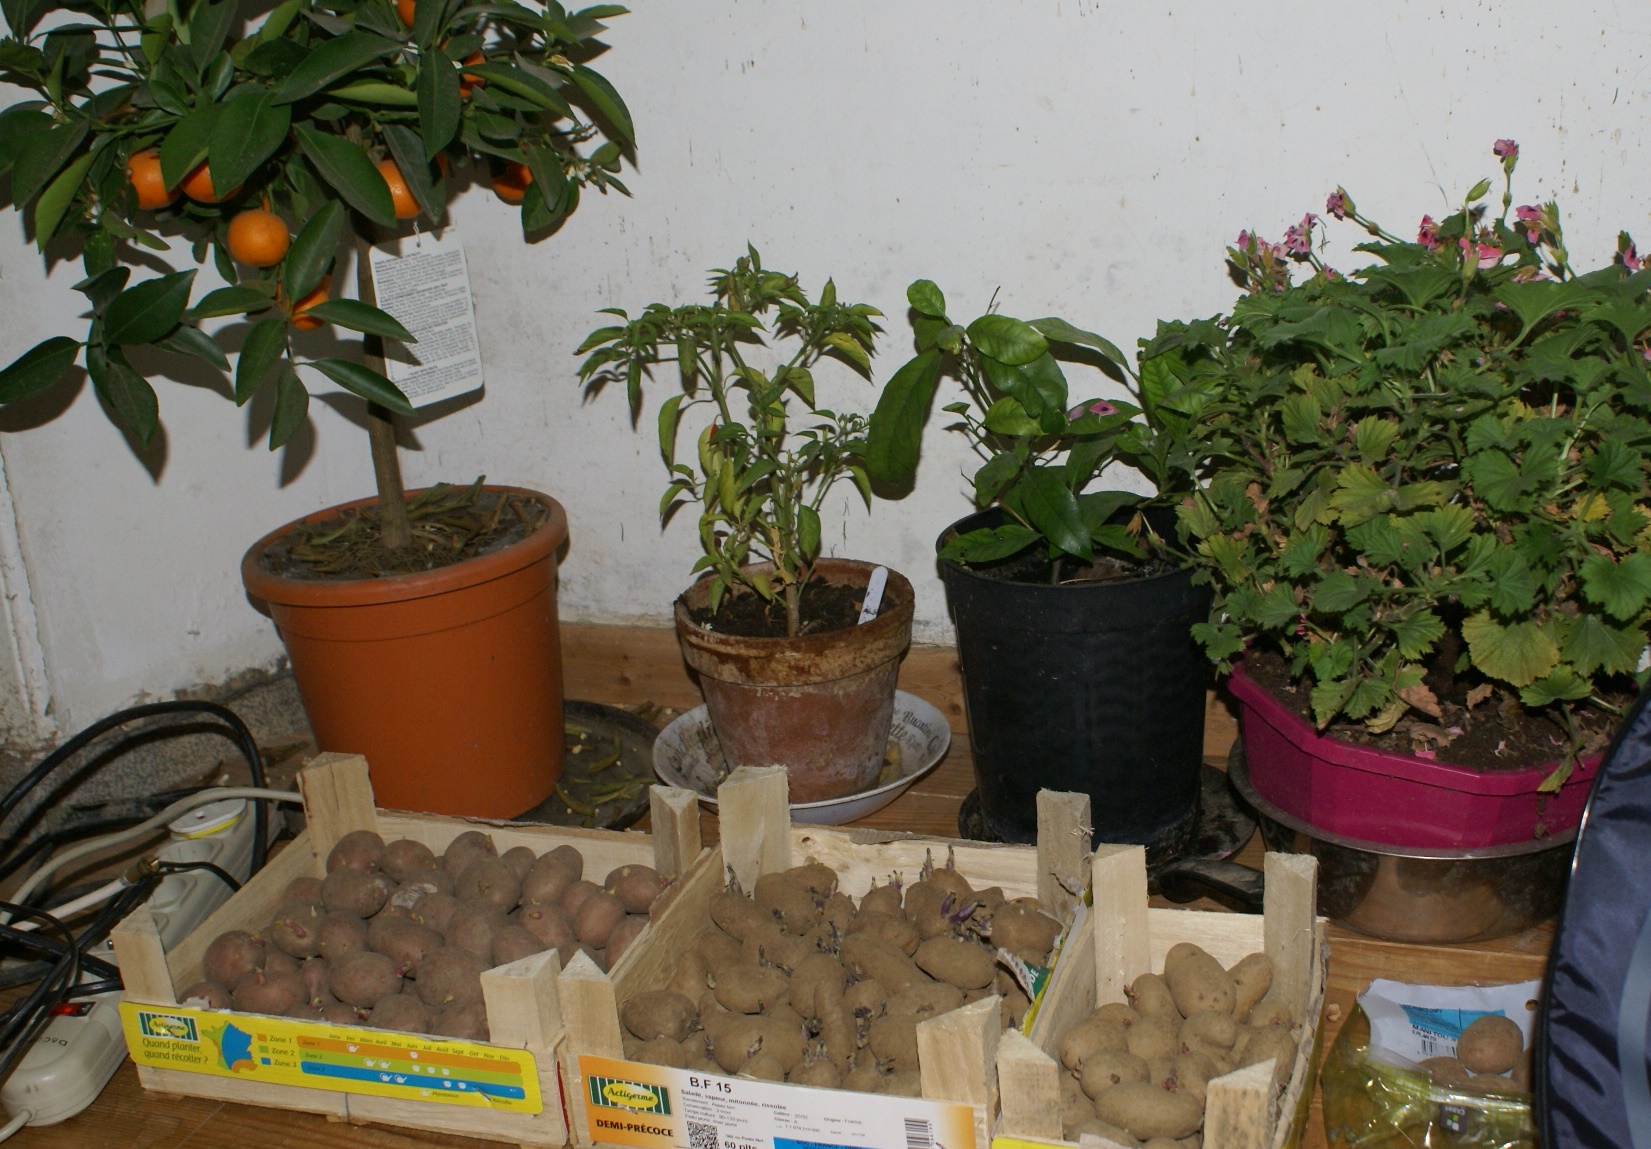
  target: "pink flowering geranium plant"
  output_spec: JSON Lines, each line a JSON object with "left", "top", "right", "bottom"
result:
{"left": 1149, "top": 142, "right": 1650, "bottom": 785}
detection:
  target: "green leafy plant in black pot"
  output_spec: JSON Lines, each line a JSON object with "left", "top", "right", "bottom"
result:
{"left": 867, "top": 279, "right": 1223, "bottom": 852}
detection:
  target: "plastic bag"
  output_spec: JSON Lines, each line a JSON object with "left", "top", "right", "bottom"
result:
{"left": 1321, "top": 1004, "right": 1536, "bottom": 1149}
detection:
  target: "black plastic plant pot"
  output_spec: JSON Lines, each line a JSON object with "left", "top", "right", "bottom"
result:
{"left": 940, "top": 508, "right": 1212, "bottom": 858}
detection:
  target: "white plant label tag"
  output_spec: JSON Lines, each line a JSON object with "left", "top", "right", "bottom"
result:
{"left": 367, "top": 228, "right": 484, "bottom": 409}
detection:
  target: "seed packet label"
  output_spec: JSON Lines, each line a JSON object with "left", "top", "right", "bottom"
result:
{"left": 367, "top": 228, "right": 484, "bottom": 408}
{"left": 1358, "top": 978, "right": 1542, "bottom": 1066}
{"left": 119, "top": 1001, "right": 541, "bottom": 1112}
{"left": 577, "top": 1055, "right": 978, "bottom": 1149}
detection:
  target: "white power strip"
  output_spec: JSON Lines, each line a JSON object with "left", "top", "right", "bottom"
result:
{"left": 0, "top": 799, "right": 264, "bottom": 1128}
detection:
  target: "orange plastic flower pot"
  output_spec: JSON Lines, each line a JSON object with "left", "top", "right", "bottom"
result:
{"left": 241, "top": 488, "right": 568, "bottom": 818}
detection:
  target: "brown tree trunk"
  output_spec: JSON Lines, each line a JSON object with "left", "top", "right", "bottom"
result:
{"left": 356, "top": 237, "right": 412, "bottom": 549}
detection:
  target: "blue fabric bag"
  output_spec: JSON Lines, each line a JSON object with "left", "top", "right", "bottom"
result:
{"left": 1540, "top": 687, "right": 1651, "bottom": 1147}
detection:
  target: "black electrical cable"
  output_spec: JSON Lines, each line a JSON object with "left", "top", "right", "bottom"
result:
{"left": 155, "top": 860, "right": 241, "bottom": 893}
{"left": 0, "top": 901, "right": 79, "bottom": 1083}
{"left": 0, "top": 815, "right": 145, "bottom": 885}
{"left": 0, "top": 698, "right": 270, "bottom": 882}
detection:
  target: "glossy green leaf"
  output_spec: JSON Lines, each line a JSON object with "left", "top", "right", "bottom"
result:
{"left": 294, "top": 126, "right": 398, "bottom": 228}
{"left": 272, "top": 32, "right": 401, "bottom": 104}
{"left": 282, "top": 200, "right": 346, "bottom": 301}
{"left": 32, "top": 150, "right": 93, "bottom": 249}
{"left": 0, "top": 108, "right": 54, "bottom": 178}
{"left": 189, "top": 0, "right": 239, "bottom": 71}
{"left": 416, "top": 51, "right": 461, "bottom": 156}
{"left": 412, "top": 0, "right": 446, "bottom": 49}
{"left": 939, "top": 523, "right": 1040, "bottom": 564}
{"left": 73, "top": 267, "right": 130, "bottom": 314}
{"left": 0, "top": 336, "right": 79, "bottom": 404}
{"left": 330, "top": 80, "right": 418, "bottom": 106}
{"left": 190, "top": 285, "right": 275, "bottom": 319}
{"left": 155, "top": 323, "right": 229, "bottom": 369}
{"left": 308, "top": 357, "right": 414, "bottom": 414}
{"left": 966, "top": 314, "right": 1047, "bottom": 367}
{"left": 301, "top": 299, "right": 415, "bottom": 342}
{"left": 1018, "top": 467, "right": 1090, "bottom": 560}
{"left": 463, "top": 63, "right": 574, "bottom": 117}
{"left": 86, "top": 344, "right": 159, "bottom": 443}
{"left": 10, "top": 119, "right": 87, "bottom": 209}
{"left": 208, "top": 87, "right": 290, "bottom": 194}
{"left": 568, "top": 64, "right": 632, "bottom": 143}
{"left": 906, "top": 279, "right": 946, "bottom": 319}
{"left": 382, "top": 124, "right": 446, "bottom": 222}
{"left": 269, "top": 366, "right": 308, "bottom": 448}
{"left": 1028, "top": 315, "right": 1129, "bottom": 370}
{"left": 797, "top": 504, "right": 820, "bottom": 559}
{"left": 236, "top": 318, "right": 286, "bottom": 403}
{"left": 865, "top": 348, "right": 940, "bottom": 483}
{"left": 656, "top": 393, "right": 685, "bottom": 467}
{"left": 104, "top": 270, "right": 196, "bottom": 346}
{"left": 158, "top": 102, "right": 220, "bottom": 190}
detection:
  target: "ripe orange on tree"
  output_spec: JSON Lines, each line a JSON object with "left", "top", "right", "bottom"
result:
{"left": 180, "top": 162, "right": 238, "bottom": 204}
{"left": 396, "top": 0, "right": 414, "bottom": 24}
{"left": 491, "top": 162, "right": 532, "bottom": 204}
{"left": 226, "top": 209, "right": 291, "bottom": 267}
{"left": 289, "top": 274, "right": 332, "bottom": 331}
{"left": 376, "top": 158, "right": 420, "bottom": 220}
{"left": 459, "top": 52, "right": 485, "bottom": 97}
{"left": 126, "top": 150, "right": 176, "bottom": 210}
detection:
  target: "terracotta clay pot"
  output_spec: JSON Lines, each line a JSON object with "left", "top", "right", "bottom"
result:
{"left": 674, "top": 559, "right": 914, "bottom": 803}
{"left": 241, "top": 487, "right": 568, "bottom": 818}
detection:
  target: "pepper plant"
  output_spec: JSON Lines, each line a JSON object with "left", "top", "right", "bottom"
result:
{"left": 865, "top": 280, "right": 1221, "bottom": 572}
{"left": 577, "top": 247, "right": 883, "bottom": 637}
{"left": 0, "top": 0, "right": 632, "bottom": 547}
{"left": 1153, "top": 141, "right": 1651, "bottom": 783}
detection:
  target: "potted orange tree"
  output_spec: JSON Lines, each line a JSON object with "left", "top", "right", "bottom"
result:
{"left": 578, "top": 248, "right": 914, "bottom": 802}
{"left": 0, "top": 0, "right": 635, "bottom": 817}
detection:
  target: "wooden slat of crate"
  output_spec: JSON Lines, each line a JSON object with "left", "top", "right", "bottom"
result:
{"left": 559, "top": 767, "right": 1093, "bottom": 1149}
{"left": 112, "top": 751, "right": 686, "bottom": 1149}
{"left": 1007, "top": 846, "right": 1328, "bottom": 1149}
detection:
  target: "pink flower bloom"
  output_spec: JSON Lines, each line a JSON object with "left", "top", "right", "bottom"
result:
{"left": 1325, "top": 190, "right": 1348, "bottom": 219}
{"left": 1493, "top": 138, "right": 1519, "bottom": 160}
{"left": 1417, "top": 215, "right": 1441, "bottom": 250}
{"left": 1515, "top": 205, "right": 1542, "bottom": 222}
{"left": 1460, "top": 237, "right": 1503, "bottom": 268}
{"left": 1623, "top": 243, "right": 1642, "bottom": 272}
{"left": 1282, "top": 213, "right": 1318, "bottom": 256}
{"left": 1236, "top": 230, "right": 1253, "bottom": 249}
{"left": 1067, "top": 399, "right": 1119, "bottom": 420}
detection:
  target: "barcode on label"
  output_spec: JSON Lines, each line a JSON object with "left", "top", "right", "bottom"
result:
{"left": 904, "top": 1118, "right": 934, "bottom": 1149}
{"left": 688, "top": 1120, "right": 719, "bottom": 1149}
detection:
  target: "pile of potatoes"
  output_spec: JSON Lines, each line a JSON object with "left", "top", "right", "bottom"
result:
{"left": 1418, "top": 1014, "right": 1530, "bottom": 1094}
{"left": 180, "top": 829, "right": 669, "bottom": 1042}
{"left": 1054, "top": 943, "right": 1299, "bottom": 1148}
{"left": 616, "top": 852, "right": 1064, "bottom": 1096}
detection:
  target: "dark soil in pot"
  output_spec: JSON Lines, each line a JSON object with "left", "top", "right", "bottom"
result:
{"left": 256, "top": 482, "right": 547, "bottom": 579}
{"left": 1243, "top": 650, "right": 1620, "bottom": 770}
{"left": 684, "top": 578, "right": 864, "bottom": 637}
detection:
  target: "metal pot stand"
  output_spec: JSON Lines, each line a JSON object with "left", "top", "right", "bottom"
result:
{"left": 1154, "top": 742, "right": 1574, "bottom": 943}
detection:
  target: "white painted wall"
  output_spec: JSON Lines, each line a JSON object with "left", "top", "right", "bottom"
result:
{"left": 3, "top": 0, "right": 1650, "bottom": 733}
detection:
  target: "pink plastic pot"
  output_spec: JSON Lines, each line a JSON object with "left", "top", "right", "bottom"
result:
{"left": 1228, "top": 660, "right": 1601, "bottom": 850}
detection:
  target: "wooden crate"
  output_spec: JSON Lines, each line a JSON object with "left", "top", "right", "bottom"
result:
{"left": 995, "top": 846, "right": 1328, "bottom": 1149}
{"left": 556, "top": 767, "right": 1096, "bottom": 1149}
{"left": 110, "top": 752, "right": 706, "bottom": 1148}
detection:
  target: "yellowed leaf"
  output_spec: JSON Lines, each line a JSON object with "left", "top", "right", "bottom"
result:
{"left": 1466, "top": 683, "right": 1494, "bottom": 709}
{"left": 1397, "top": 683, "right": 1443, "bottom": 718}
